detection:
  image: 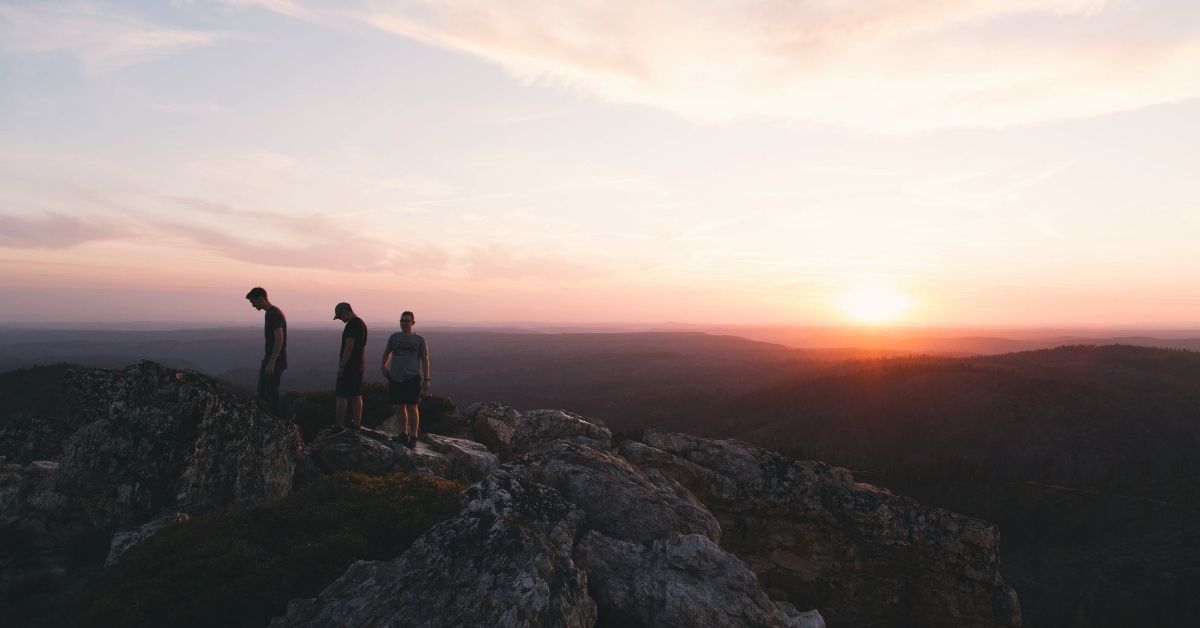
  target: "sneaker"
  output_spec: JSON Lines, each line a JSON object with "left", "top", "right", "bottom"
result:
{"left": 405, "top": 435, "right": 417, "bottom": 449}
{"left": 330, "top": 426, "right": 346, "bottom": 435}
{"left": 391, "top": 433, "right": 409, "bottom": 444}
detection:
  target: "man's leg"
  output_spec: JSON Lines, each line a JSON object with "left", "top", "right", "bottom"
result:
{"left": 351, "top": 395, "right": 363, "bottom": 428}
{"left": 335, "top": 396, "right": 347, "bottom": 428}
{"left": 398, "top": 408, "right": 412, "bottom": 437}
{"left": 259, "top": 361, "right": 283, "bottom": 416}
{"left": 405, "top": 403, "right": 421, "bottom": 439}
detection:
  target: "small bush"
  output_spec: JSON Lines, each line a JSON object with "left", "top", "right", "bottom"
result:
{"left": 80, "top": 472, "right": 463, "bottom": 628}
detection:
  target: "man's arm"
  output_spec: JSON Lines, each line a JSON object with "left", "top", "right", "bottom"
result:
{"left": 266, "top": 327, "right": 283, "bottom": 375}
{"left": 380, "top": 343, "right": 392, "bottom": 380}
{"left": 421, "top": 341, "right": 431, "bottom": 393}
{"left": 339, "top": 337, "right": 355, "bottom": 371}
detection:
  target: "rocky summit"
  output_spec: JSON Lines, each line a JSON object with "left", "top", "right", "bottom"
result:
{"left": 0, "top": 361, "right": 1022, "bottom": 627}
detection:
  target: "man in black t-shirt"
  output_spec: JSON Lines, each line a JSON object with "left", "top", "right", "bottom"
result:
{"left": 245, "top": 286, "right": 287, "bottom": 416}
{"left": 332, "top": 302, "right": 367, "bottom": 431}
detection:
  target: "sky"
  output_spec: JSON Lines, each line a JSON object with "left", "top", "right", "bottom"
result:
{"left": 1, "top": 0, "right": 1199, "bottom": 327}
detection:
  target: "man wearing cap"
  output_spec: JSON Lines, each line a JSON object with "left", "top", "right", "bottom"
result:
{"left": 245, "top": 287, "right": 287, "bottom": 416}
{"left": 381, "top": 310, "right": 430, "bottom": 448}
{"left": 333, "top": 302, "right": 368, "bottom": 432}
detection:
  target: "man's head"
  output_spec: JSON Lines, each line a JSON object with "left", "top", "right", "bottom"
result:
{"left": 333, "top": 302, "right": 354, "bottom": 321}
{"left": 400, "top": 310, "right": 415, "bottom": 332}
{"left": 246, "top": 287, "right": 269, "bottom": 310}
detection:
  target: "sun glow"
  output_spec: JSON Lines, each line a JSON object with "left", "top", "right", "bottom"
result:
{"left": 838, "top": 279, "right": 913, "bottom": 324}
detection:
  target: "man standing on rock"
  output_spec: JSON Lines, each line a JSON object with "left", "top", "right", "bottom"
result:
{"left": 332, "top": 302, "right": 367, "bottom": 433}
{"left": 381, "top": 310, "right": 430, "bottom": 448}
{"left": 245, "top": 287, "right": 287, "bottom": 416}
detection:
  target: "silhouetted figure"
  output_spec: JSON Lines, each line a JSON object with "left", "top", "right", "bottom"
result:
{"left": 246, "top": 287, "right": 287, "bottom": 416}
{"left": 332, "top": 302, "right": 367, "bottom": 432}
{"left": 381, "top": 310, "right": 430, "bottom": 448}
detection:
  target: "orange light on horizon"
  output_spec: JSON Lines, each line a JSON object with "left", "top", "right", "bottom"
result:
{"left": 837, "top": 278, "right": 914, "bottom": 325}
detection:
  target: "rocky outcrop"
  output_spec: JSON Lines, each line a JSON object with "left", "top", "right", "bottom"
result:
{"left": 272, "top": 471, "right": 596, "bottom": 628}
{"left": 621, "top": 429, "right": 1022, "bottom": 628}
{"left": 56, "top": 361, "right": 302, "bottom": 528}
{"left": 308, "top": 429, "right": 396, "bottom": 476}
{"left": 419, "top": 433, "right": 499, "bottom": 482}
{"left": 468, "top": 402, "right": 611, "bottom": 460}
{"left": 506, "top": 441, "right": 719, "bottom": 543}
{"left": 575, "top": 531, "right": 824, "bottom": 628}
{"left": 306, "top": 429, "right": 499, "bottom": 484}
{"left": 275, "top": 438, "right": 815, "bottom": 628}
{"left": 0, "top": 460, "right": 87, "bottom": 609}
{"left": 1, "top": 365, "right": 1022, "bottom": 628}
{"left": 1, "top": 361, "right": 307, "bottom": 618}
{"left": 105, "top": 511, "right": 188, "bottom": 566}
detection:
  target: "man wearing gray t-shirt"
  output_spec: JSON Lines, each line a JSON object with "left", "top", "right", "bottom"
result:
{"left": 381, "top": 310, "right": 430, "bottom": 448}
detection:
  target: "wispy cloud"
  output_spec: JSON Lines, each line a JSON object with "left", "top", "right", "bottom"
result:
{"left": 313, "top": 0, "right": 1200, "bottom": 132}
{"left": 458, "top": 244, "right": 607, "bottom": 282}
{"left": 0, "top": 212, "right": 134, "bottom": 249}
{"left": 0, "top": 1, "right": 227, "bottom": 73}
{"left": 148, "top": 100, "right": 227, "bottom": 114}
{"left": 160, "top": 196, "right": 450, "bottom": 272}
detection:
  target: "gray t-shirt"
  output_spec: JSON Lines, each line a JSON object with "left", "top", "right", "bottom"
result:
{"left": 385, "top": 332, "right": 427, "bottom": 380}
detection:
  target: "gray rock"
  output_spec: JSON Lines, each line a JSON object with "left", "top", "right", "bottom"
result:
{"left": 272, "top": 470, "right": 596, "bottom": 628}
{"left": 507, "top": 441, "right": 719, "bottom": 543}
{"left": 421, "top": 433, "right": 499, "bottom": 482}
{"left": 308, "top": 429, "right": 396, "bottom": 476}
{"left": 467, "top": 401, "right": 520, "bottom": 457}
{"left": 467, "top": 402, "right": 611, "bottom": 460}
{"left": 55, "top": 362, "right": 301, "bottom": 528}
{"left": 0, "top": 411, "right": 83, "bottom": 466}
{"left": 106, "top": 511, "right": 188, "bottom": 566}
{"left": 624, "top": 429, "right": 1021, "bottom": 628}
{"left": 390, "top": 438, "right": 452, "bottom": 478}
{"left": 1, "top": 460, "right": 92, "bottom": 611}
{"left": 0, "top": 460, "right": 66, "bottom": 529}
{"left": 574, "top": 530, "right": 822, "bottom": 628}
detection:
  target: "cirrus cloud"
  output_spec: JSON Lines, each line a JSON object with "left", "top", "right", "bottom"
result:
{"left": 0, "top": 1, "right": 228, "bottom": 73}
{"left": 338, "top": 0, "right": 1200, "bottom": 132}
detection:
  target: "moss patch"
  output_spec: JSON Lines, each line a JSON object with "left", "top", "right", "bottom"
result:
{"left": 80, "top": 472, "right": 463, "bottom": 628}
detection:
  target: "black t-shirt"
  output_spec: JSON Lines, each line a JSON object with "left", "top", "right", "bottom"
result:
{"left": 264, "top": 305, "right": 287, "bottom": 366}
{"left": 340, "top": 316, "right": 367, "bottom": 371}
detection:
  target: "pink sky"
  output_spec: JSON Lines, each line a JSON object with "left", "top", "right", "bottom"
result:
{"left": 2, "top": 1, "right": 1199, "bottom": 327}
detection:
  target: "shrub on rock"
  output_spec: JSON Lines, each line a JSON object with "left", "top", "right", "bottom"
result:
{"left": 79, "top": 472, "right": 463, "bottom": 628}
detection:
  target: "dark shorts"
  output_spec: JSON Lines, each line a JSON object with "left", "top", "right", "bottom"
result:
{"left": 335, "top": 368, "right": 364, "bottom": 397}
{"left": 388, "top": 375, "right": 421, "bottom": 405}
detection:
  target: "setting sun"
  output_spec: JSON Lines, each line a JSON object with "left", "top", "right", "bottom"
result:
{"left": 838, "top": 279, "right": 913, "bottom": 324}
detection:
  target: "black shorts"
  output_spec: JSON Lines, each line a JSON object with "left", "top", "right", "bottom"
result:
{"left": 388, "top": 375, "right": 421, "bottom": 405}
{"left": 335, "top": 369, "right": 364, "bottom": 397}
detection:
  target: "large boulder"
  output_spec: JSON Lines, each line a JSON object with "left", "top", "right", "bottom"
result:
{"left": 307, "top": 429, "right": 396, "bottom": 476}
{"left": 54, "top": 362, "right": 302, "bottom": 528}
{"left": 105, "top": 511, "right": 188, "bottom": 566}
{"left": 420, "top": 433, "right": 499, "bottom": 482}
{"left": 305, "top": 429, "right": 500, "bottom": 485}
{"left": 506, "top": 440, "right": 719, "bottom": 543}
{"left": 467, "top": 402, "right": 611, "bottom": 460}
{"left": 0, "top": 460, "right": 92, "bottom": 616}
{"left": 575, "top": 530, "right": 824, "bottom": 628}
{"left": 621, "top": 430, "right": 1021, "bottom": 628}
{"left": 272, "top": 470, "right": 596, "bottom": 628}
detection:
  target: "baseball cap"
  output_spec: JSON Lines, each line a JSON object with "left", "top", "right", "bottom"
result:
{"left": 333, "top": 302, "right": 352, "bottom": 319}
